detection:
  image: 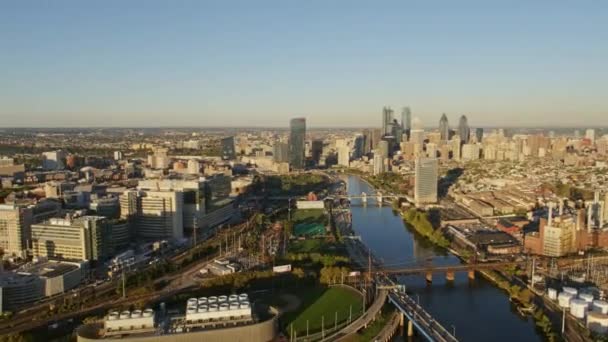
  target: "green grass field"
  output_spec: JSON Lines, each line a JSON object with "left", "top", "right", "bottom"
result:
{"left": 284, "top": 286, "right": 363, "bottom": 336}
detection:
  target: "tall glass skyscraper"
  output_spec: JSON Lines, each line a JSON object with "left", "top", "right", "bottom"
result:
{"left": 221, "top": 136, "right": 236, "bottom": 160}
{"left": 382, "top": 106, "right": 394, "bottom": 136}
{"left": 289, "top": 118, "right": 306, "bottom": 169}
{"left": 414, "top": 157, "right": 438, "bottom": 204}
{"left": 458, "top": 115, "right": 470, "bottom": 143}
{"left": 439, "top": 113, "right": 449, "bottom": 141}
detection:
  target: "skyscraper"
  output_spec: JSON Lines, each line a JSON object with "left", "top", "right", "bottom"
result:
{"left": 311, "top": 140, "right": 323, "bottom": 165}
{"left": 402, "top": 107, "right": 411, "bottom": 131}
{"left": 409, "top": 117, "right": 425, "bottom": 150}
{"left": 289, "top": 118, "right": 306, "bottom": 169}
{"left": 414, "top": 157, "right": 438, "bottom": 205}
{"left": 221, "top": 136, "right": 236, "bottom": 160}
{"left": 382, "top": 107, "right": 394, "bottom": 136}
{"left": 439, "top": 113, "right": 449, "bottom": 141}
{"left": 458, "top": 115, "right": 470, "bottom": 144}
{"left": 475, "top": 128, "right": 484, "bottom": 143}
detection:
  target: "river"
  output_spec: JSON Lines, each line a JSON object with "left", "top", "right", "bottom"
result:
{"left": 343, "top": 174, "right": 544, "bottom": 342}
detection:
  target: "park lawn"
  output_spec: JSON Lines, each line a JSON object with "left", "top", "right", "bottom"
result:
{"left": 284, "top": 286, "right": 363, "bottom": 336}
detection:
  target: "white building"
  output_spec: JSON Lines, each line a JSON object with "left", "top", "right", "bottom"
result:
{"left": 414, "top": 157, "right": 438, "bottom": 205}
{"left": 42, "top": 150, "right": 66, "bottom": 170}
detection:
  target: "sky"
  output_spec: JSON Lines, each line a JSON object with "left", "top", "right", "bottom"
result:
{"left": 1, "top": 1, "right": 607, "bottom": 128}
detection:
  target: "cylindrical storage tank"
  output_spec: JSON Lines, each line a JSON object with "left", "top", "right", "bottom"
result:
{"left": 219, "top": 303, "right": 229, "bottom": 311}
{"left": 580, "top": 293, "right": 594, "bottom": 304}
{"left": 143, "top": 309, "right": 153, "bottom": 317}
{"left": 131, "top": 310, "right": 142, "bottom": 318}
{"left": 120, "top": 311, "right": 131, "bottom": 319}
{"left": 229, "top": 295, "right": 239, "bottom": 302}
{"left": 209, "top": 304, "right": 219, "bottom": 311}
{"left": 230, "top": 303, "right": 239, "bottom": 310}
{"left": 571, "top": 299, "right": 588, "bottom": 319}
{"left": 108, "top": 312, "right": 119, "bottom": 320}
{"left": 593, "top": 300, "right": 608, "bottom": 314}
{"left": 240, "top": 301, "right": 250, "bottom": 308}
{"left": 187, "top": 307, "right": 197, "bottom": 314}
{"left": 547, "top": 288, "right": 558, "bottom": 300}
{"left": 587, "top": 312, "right": 608, "bottom": 334}
{"left": 188, "top": 298, "right": 198, "bottom": 305}
{"left": 208, "top": 296, "right": 217, "bottom": 304}
{"left": 198, "top": 305, "right": 208, "bottom": 313}
{"left": 218, "top": 295, "right": 228, "bottom": 303}
{"left": 198, "top": 297, "right": 208, "bottom": 304}
{"left": 563, "top": 287, "right": 578, "bottom": 296}
{"left": 558, "top": 292, "right": 575, "bottom": 308}
{"left": 239, "top": 293, "right": 248, "bottom": 301}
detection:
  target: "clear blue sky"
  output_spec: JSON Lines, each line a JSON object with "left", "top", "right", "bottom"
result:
{"left": 1, "top": 1, "right": 607, "bottom": 128}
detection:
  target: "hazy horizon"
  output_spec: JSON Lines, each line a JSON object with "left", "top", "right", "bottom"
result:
{"left": 1, "top": 1, "right": 607, "bottom": 127}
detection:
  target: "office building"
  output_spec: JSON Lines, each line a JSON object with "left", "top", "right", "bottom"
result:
{"left": 42, "top": 150, "right": 67, "bottom": 170}
{"left": 352, "top": 135, "right": 365, "bottom": 159}
{"left": 475, "top": 128, "right": 484, "bottom": 143}
{"left": 373, "top": 154, "right": 384, "bottom": 175}
{"left": 0, "top": 204, "right": 33, "bottom": 257}
{"left": 311, "top": 140, "right": 323, "bottom": 165}
{"left": 402, "top": 107, "right": 412, "bottom": 133}
{"left": 187, "top": 159, "right": 201, "bottom": 175}
{"left": 414, "top": 158, "right": 438, "bottom": 205}
{"left": 289, "top": 118, "right": 306, "bottom": 169}
{"left": 221, "top": 136, "right": 236, "bottom": 160}
{"left": 461, "top": 143, "right": 480, "bottom": 161}
{"left": 120, "top": 190, "right": 184, "bottom": 241}
{"left": 458, "top": 115, "right": 470, "bottom": 144}
{"left": 409, "top": 117, "right": 425, "bottom": 148}
{"left": 31, "top": 216, "right": 112, "bottom": 261}
{"left": 338, "top": 146, "right": 350, "bottom": 167}
{"left": 439, "top": 114, "right": 449, "bottom": 141}
{"left": 147, "top": 147, "right": 170, "bottom": 169}
{"left": 273, "top": 141, "right": 289, "bottom": 163}
{"left": 382, "top": 107, "right": 394, "bottom": 136}
{"left": 113, "top": 151, "right": 123, "bottom": 161}
{"left": 586, "top": 129, "right": 596, "bottom": 144}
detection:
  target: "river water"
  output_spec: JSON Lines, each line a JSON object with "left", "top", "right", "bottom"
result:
{"left": 343, "top": 175, "right": 543, "bottom": 342}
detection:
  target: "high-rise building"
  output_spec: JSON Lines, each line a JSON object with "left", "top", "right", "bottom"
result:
{"left": 585, "top": 129, "right": 596, "bottom": 144}
{"left": 372, "top": 154, "right": 384, "bottom": 175}
{"left": 377, "top": 140, "right": 390, "bottom": 159}
{"left": 402, "top": 107, "right": 412, "bottom": 132}
{"left": 273, "top": 141, "right": 289, "bottom": 163}
{"left": 409, "top": 117, "right": 425, "bottom": 148}
{"left": 148, "top": 147, "right": 170, "bottom": 169}
{"left": 311, "top": 140, "right": 323, "bottom": 165}
{"left": 458, "top": 115, "right": 470, "bottom": 144}
{"left": 461, "top": 143, "right": 480, "bottom": 160}
{"left": 0, "top": 204, "right": 33, "bottom": 257}
{"left": 439, "top": 114, "right": 449, "bottom": 141}
{"left": 338, "top": 146, "right": 350, "bottom": 167}
{"left": 475, "top": 128, "right": 484, "bottom": 143}
{"left": 120, "top": 189, "right": 184, "bottom": 241}
{"left": 382, "top": 107, "right": 394, "bottom": 136}
{"left": 414, "top": 158, "right": 438, "bottom": 205}
{"left": 221, "top": 136, "right": 236, "bottom": 160}
{"left": 31, "top": 216, "right": 112, "bottom": 261}
{"left": 289, "top": 118, "right": 306, "bottom": 169}
{"left": 352, "top": 135, "right": 365, "bottom": 159}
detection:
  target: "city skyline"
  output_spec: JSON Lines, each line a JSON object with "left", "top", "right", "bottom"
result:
{"left": 1, "top": 1, "right": 607, "bottom": 127}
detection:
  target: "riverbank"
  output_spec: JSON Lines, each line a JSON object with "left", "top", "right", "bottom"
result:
{"left": 398, "top": 207, "right": 562, "bottom": 341}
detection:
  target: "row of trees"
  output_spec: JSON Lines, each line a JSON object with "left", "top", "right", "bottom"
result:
{"left": 402, "top": 209, "right": 450, "bottom": 248}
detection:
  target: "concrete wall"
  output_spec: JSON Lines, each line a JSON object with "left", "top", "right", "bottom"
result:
{"left": 77, "top": 314, "right": 278, "bottom": 342}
